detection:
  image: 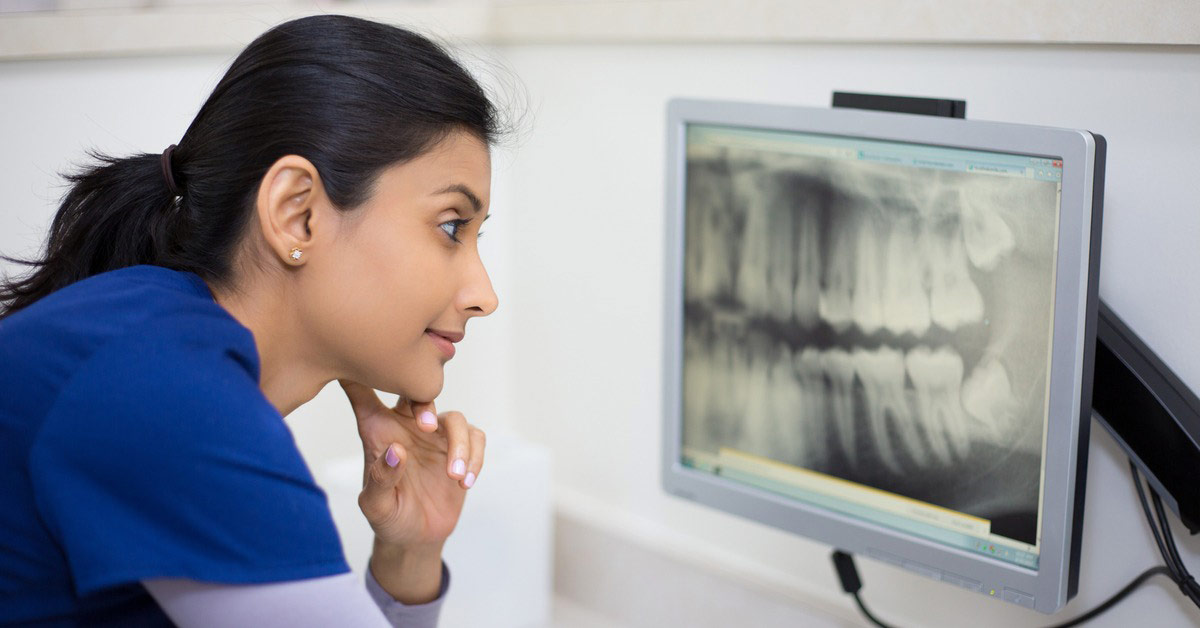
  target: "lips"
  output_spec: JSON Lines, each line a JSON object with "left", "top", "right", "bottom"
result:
{"left": 426, "top": 329, "right": 463, "bottom": 359}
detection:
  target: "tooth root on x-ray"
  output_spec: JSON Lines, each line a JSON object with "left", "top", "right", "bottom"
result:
{"left": 739, "top": 339, "right": 774, "bottom": 457}
{"left": 765, "top": 179, "right": 795, "bottom": 322}
{"left": 734, "top": 171, "right": 773, "bottom": 316}
{"left": 905, "top": 346, "right": 951, "bottom": 465}
{"left": 927, "top": 221, "right": 985, "bottom": 332}
{"left": 793, "top": 208, "right": 822, "bottom": 329}
{"left": 693, "top": 176, "right": 736, "bottom": 303}
{"left": 795, "top": 347, "right": 829, "bottom": 467}
{"left": 851, "top": 214, "right": 886, "bottom": 335}
{"left": 682, "top": 327, "right": 710, "bottom": 446}
{"left": 961, "top": 190, "right": 1016, "bottom": 272}
{"left": 882, "top": 217, "right": 932, "bottom": 336}
{"left": 855, "top": 346, "right": 926, "bottom": 473}
{"left": 961, "top": 357, "right": 1017, "bottom": 445}
{"left": 767, "top": 345, "right": 804, "bottom": 464}
{"left": 906, "top": 346, "right": 971, "bottom": 462}
{"left": 822, "top": 348, "right": 858, "bottom": 465}
{"left": 819, "top": 212, "right": 856, "bottom": 330}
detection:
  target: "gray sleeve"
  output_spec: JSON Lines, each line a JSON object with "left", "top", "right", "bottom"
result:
{"left": 143, "top": 563, "right": 449, "bottom": 628}
{"left": 365, "top": 560, "right": 450, "bottom": 628}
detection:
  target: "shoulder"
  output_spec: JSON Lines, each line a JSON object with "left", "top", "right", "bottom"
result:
{"left": 2, "top": 264, "right": 259, "bottom": 380}
{"left": 29, "top": 265, "right": 281, "bottom": 474}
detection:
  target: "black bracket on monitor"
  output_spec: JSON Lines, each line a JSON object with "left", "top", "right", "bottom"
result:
{"left": 832, "top": 91, "right": 966, "bottom": 118}
{"left": 832, "top": 90, "right": 1200, "bottom": 533}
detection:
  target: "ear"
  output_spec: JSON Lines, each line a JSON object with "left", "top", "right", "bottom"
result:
{"left": 254, "top": 155, "right": 329, "bottom": 267}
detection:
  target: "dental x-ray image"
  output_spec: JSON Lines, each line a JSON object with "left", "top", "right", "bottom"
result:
{"left": 681, "top": 135, "right": 1062, "bottom": 547}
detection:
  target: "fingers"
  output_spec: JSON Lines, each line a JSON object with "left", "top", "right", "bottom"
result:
{"left": 463, "top": 426, "right": 486, "bottom": 489}
{"left": 339, "top": 379, "right": 386, "bottom": 419}
{"left": 440, "top": 411, "right": 485, "bottom": 489}
{"left": 359, "top": 443, "right": 407, "bottom": 521}
{"left": 398, "top": 397, "right": 440, "bottom": 433}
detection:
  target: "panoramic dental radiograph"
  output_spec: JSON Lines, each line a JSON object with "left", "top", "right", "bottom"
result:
{"left": 681, "top": 142, "right": 1061, "bottom": 546}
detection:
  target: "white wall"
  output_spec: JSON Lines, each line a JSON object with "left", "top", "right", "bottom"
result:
{"left": 498, "top": 42, "right": 1200, "bottom": 626}
{"left": 3, "top": 33, "right": 1200, "bottom": 628}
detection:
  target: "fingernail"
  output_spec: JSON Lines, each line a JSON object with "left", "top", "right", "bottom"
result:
{"left": 420, "top": 412, "right": 437, "bottom": 427}
{"left": 452, "top": 459, "right": 465, "bottom": 475}
{"left": 386, "top": 446, "right": 399, "bottom": 468}
{"left": 464, "top": 472, "right": 476, "bottom": 488}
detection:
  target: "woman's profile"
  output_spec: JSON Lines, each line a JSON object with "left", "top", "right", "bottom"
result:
{"left": 0, "top": 14, "right": 500, "bottom": 626}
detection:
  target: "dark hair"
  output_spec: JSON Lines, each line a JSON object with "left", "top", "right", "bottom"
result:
{"left": 0, "top": 15, "right": 501, "bottom": 318}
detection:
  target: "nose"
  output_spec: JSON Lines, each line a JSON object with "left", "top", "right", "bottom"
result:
{"left": 460, "top": 250, "right": 499, "bottom": 318}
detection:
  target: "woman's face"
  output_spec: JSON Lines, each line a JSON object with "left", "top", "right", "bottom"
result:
{"left": 302, "top": 130, "right": 497, "bottom": 402}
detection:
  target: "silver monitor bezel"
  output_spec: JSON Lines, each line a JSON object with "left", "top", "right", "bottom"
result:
{"left": 661, "top": 98, "right": 1099, "bottom": 614}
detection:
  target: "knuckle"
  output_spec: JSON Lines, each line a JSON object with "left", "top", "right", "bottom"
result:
{"left": 367, "top": 461, "right": 391, "bottom": 485}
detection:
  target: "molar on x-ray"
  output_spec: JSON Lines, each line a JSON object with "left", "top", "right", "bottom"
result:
{"left": 681, "top": 144, "right": 1060, "bottom": 545}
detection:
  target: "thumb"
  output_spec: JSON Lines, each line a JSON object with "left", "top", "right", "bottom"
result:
{"left": 360, "top": 442, "right": 407, "bottom": 520}
{"left": 339, "top": 379, "right": 386, "bottom": 421}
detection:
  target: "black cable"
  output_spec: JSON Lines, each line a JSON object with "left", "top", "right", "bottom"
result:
{"left": 851, "top": 590, "right": 896, "bottom": 628}
{"left": 1041, "top": 565, "right": 1173, "bottom": 628}
{"left": 1134, "top": 463, "right": 1200, "bottom": 605}
{"left": 1130, "top": 461, "right": 1179, "bottom": 581}
{"left": 831, "top": 460, "right": 1200, "bottom": 627}
{"left": 837, "top": 559, "right": 1170, "bottom": 628}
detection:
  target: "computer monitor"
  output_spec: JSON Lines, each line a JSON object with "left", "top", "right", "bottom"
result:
{"left": 661, "top": 98, "right": 1105, "bottom": 614}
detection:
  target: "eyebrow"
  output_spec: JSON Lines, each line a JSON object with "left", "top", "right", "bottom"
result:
{"left": 434, "top": 183, "right": 483, "bottom": 215}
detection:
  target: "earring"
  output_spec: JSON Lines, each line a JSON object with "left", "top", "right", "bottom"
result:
{"left": 289, "top": 247, "right": 303, "bottom": 261}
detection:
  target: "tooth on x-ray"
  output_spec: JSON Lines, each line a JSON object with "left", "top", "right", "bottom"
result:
{"left": 961, "top": 189, "right": 1017, "bottom": 272}
{"left": 906, "top": 346, "right": 971, "bottom": 463}
{"left": 926, "top": 222, "right": 985, "bottom": 332}
{"left": 768, "top": 345, "right": 805, "bottom": 463}
{"left": 688, "top": 165, "right": 736, "bottom": 302}
{"left": 881, "top": 216, "right": 931, "bottom": 336}
{"left": 765, "top": 177, "right": 797, "bottom": 323}
{"left": 855, "top": 346, "right": 927, "bottom": 473}
{"left": 820, "top": 212, "right": 857, "bottom": 331}
{"left": 851, "top": 214, "right": 886, "bottom": 335}
{"left": 822, "top": 349, "right": 859, "bottom": 465}
{"left": 793, "top": 207, "right": 822, "bottom": 329}
{"left": 961, "top": 357, "right": 1018, "bottom": 444}
{"left": 738, "top": 335, "right": 775, "bottom": 457}
{"left": 795, "top": 348, "right": 829, "bottom": 467}
{"left": 734, "top": 170, "right": 774, "bottom": 318}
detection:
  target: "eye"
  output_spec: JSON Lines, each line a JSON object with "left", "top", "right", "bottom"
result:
{"left": 439, "top": 218, "right": 470, "bottom": 243}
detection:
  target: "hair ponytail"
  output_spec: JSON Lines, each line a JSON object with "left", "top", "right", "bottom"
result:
{"left": 1, "top": 14, "right": 502, "bottom": 319}
{"left": 1, "top": 151, "right": 184, "bottom": 317}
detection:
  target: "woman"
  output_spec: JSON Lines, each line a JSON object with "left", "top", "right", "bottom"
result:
{"left": 0, "top": 14, "right": 499, "bottom": 627}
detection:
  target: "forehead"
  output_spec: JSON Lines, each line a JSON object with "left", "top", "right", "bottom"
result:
{"left": 373, "top": 130, "right": 492, "bottom": 205}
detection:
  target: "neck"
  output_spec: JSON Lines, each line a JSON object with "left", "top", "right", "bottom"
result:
{"left": 207, "top": 275, "right": 330, "bottom": 417}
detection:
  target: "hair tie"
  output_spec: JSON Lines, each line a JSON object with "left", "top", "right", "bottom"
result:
{"left": 160, "top": 144, "right": 181, "bottom": 197}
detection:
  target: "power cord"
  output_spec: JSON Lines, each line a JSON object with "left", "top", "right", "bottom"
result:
{"left": 830, "top": 459, "right": 1198, "bottom": 627}
{"left": 1129, "top": 461, "right": 1200, "bottom": 606}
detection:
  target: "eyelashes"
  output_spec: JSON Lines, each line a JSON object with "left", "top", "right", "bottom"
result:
{"left": 439, "top": 218, "right": 485, "bottom": 244}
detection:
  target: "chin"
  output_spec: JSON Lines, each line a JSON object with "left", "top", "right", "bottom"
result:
{"left": 403, "top": 371, "right": 445, "bottom": 404}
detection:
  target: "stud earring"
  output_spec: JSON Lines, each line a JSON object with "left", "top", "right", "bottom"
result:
{"left": 289, "top": 247, "right": 303, "bottom": 261}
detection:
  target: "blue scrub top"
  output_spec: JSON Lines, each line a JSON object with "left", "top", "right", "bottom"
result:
{"left": 0, "top": 265, "right": 349, "bottom": 625}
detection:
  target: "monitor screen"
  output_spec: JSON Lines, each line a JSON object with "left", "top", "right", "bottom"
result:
{"left": 683, "top": 122, "right": 1064, "bottom": 569}
{"left": 663, "top": 99, "right": 1103, "bottom": 613}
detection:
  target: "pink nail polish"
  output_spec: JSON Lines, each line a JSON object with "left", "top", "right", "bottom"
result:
{"left": 452, "top": 459, "right": 465, "bottom": 475}
{"left": 386, "top": 446, "right": 399, "bottom": 468}
{"left": 464, "top": 472, "right": 476, "bottom": 488}
{"left": 420, "top": 411, "right": 437, "bottom": 426}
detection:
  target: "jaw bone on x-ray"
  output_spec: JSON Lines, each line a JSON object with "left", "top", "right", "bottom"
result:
{"left": 681, "top": 143, "right": 1060, "bottom": 546}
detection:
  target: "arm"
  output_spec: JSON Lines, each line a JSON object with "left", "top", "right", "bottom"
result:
{"left": 143, "top": 562, "right": 449, "bottom": 628}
